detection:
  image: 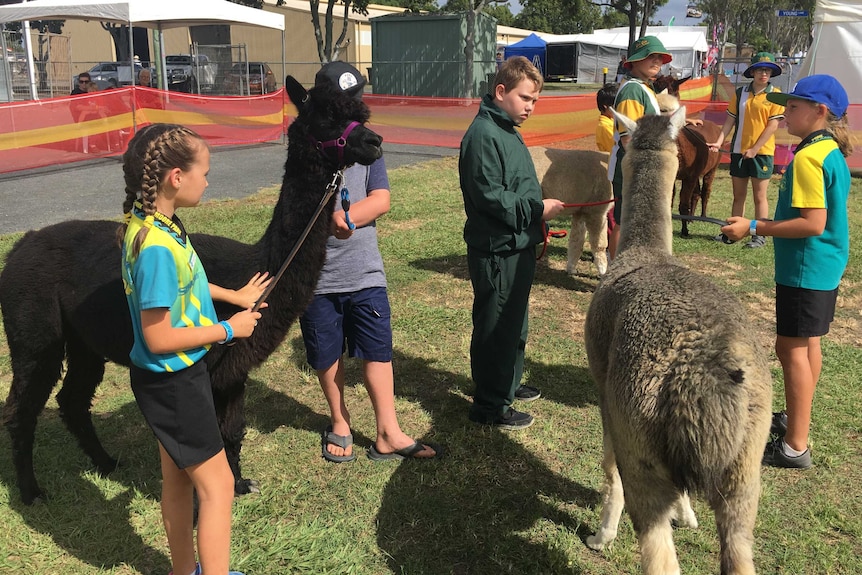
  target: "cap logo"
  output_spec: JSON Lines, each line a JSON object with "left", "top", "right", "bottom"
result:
{"left": 338, "top": 71, "right": 358, "bottom": 91}
{"left": 758, "top": 56, "right": 771, "bottom": 62}
{"left": 635, "top": 39, "right": 649, "bottom": 49}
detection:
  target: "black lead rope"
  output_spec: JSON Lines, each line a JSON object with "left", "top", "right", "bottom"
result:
{"left": 672, "top": 214, "right": 729, "bottom": 226}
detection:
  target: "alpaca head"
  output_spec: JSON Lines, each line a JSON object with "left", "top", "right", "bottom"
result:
{"left": 284, "top": 75, "right": 383, "bottom": 170}
{"left": 612, "top": 106, "right": 686, "bottom": 153}
{"left": 656, "top": 89, "right": 681, "bottom": 115}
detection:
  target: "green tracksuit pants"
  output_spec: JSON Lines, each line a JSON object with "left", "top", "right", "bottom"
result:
{"left": 467, "top": 246, "right": 535, "bottom": 420}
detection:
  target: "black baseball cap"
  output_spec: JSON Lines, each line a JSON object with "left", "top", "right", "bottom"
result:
{"left": 314, "top": 61, "right": 366, "bottom": 99}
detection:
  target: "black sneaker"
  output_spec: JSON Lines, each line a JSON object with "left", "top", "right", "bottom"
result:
{"left": 770, "top": 411, "right": 788, "bottom": 437}
{"left": 762, "top": 437, "right": 811, "bottom": 469}
{"left": 744, "top": 234, "right": 767, "bottom": 249}
{"left": 470, "top": 407, "right": 534, "bottom": 430}
{"left": 514, "top": 384, "right": 541, "bottom": 402}
{"left": 713, "top": 232, "right": 735, "bottom": 244}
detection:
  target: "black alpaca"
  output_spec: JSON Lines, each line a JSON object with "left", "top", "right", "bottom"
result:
{"left": 0, "top": 77, "right": 383, "bottom": 505}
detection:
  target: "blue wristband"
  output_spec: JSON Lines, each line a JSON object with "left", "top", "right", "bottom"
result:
{"left": 749, "top": 219, "right": 757, "bottom": 236}
{"left": 218, "top": 320, "right": 233, "bottom": 344}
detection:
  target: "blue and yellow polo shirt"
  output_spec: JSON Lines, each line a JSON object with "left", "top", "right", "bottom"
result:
{"left": 122, "top": 205, "right": 218, "bottom": 372}
{"left": 774, "top": 131, "right": 850, "bottom": 291}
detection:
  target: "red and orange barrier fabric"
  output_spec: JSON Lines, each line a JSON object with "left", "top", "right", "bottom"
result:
{"left": 3, "top": 80, "right": 862, "bottom": 174}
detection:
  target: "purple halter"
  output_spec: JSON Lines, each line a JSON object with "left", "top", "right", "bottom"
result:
{"left": 310, "top": 121, "right": 361, "bottom": 167}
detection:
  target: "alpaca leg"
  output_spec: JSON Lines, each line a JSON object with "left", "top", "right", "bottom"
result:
{"left": 623, "top": 474, "right": 681, "bottom": 575}
{"left": 586, "top": 429, "right": 625, "bottom": 550}
{"left": 56, "top": 340, "right": 117, "bottom": 475}
{"left": 700, "top": 168, "right": 717, "bottom": 218}
{"left": 709, "top": 458, "right": 760, "bottom": 574}
{"left": 566, "top": 215, "right": 587, "bottom": 276}
{"left": 678, "top": 179, "right": 695, "bottom": 238}
{"left": 585, "top": 211, "right": 609, "bottom": 276}
{"left": 3, "top": 346, "right": 65, "bottom": 504}
{"left": 211, "top": 373, "right": 256, "bottom": 495}
{"left": 671, "top": 491, "right": 699, "bottom": 529}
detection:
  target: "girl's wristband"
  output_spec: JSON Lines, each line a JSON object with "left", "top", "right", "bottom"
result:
{"left": 218, "top": 320, "right": 233, "bottom": 344}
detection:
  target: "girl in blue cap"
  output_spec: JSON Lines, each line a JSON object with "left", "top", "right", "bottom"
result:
{"left": 721, "top": 74, "right": 852, "bottom": 469}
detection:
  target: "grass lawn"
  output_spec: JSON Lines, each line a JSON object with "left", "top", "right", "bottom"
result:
{"left": 0, "top": 155, "right": 860, "bottom": 574}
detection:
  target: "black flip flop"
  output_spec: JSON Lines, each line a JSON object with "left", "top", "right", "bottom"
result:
{"left": 367, "top": 441, "right": 443, "bottom": 461}
{"left": 321, "top": 425, "right": 356, "bottom": 463}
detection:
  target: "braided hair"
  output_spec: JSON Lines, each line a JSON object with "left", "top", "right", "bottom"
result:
{"left": 118, "top": 124, "right": 207, "bottom": 255}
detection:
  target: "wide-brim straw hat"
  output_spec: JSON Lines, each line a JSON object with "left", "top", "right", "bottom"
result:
{"left": 623, "top": 36, "right": 672, "bottom": 69}
{"left": 744, "top": 52, "right": 782, "bottom": 78}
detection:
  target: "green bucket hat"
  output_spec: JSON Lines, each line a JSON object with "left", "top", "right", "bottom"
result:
{"left": 744, "top": 52, "right": 782, "bottom": 78}
{"left": 624, "top": 36, "right": 672, "bottom": 69}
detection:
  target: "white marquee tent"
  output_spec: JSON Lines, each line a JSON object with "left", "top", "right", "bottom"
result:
{"left": 795, "top": 0, "right": 862, "bottom": 104}
{"left": 539, "top": 28, "right": 709, "bottom": 82}
{"left": 0, "top": 0, "right": 285, "bottom": 99}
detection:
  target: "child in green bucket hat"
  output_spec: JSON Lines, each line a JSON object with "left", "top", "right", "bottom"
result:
{"left": 607, "top": 35, "right": 672, "bottom": 258}
{"left": 707, "top": 51, "right": 785, "bottom": 248}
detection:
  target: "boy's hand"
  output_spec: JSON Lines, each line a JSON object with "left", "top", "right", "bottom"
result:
{"left": 331, "top": 212, "right": 354, "bottom": 240}
{"left": 235, "top": 272, "right": 272, "bottom": 308}
{"left": 542, "top": 199, "right": 566, "bottom": 221}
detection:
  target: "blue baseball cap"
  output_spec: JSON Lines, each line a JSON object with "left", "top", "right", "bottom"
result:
{"left": 766, "top": 74, "right": 849, "bottom": 117}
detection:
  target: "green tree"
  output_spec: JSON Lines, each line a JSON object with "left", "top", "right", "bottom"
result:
{"left": 514, "top": 0, "right": 601, "bottom": 34}
{"left": 696, "top": 0, "right": 813, "bottom": 56}
{"left": 589, "top": 0, "right": 668, "bottom": 51}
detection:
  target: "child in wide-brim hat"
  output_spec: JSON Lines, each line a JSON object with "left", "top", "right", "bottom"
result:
{"left": 623, "top": 35, "right": 672, "bottom": 69}
{"left": 744, "top": 51, "right": 782, "bottom": 78}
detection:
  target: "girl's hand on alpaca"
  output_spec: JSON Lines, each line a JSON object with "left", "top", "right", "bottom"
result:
{"left": 229, "top": 308, "right": 263, "bottom": 339}
{"left": 235, "top": 272, "right": 272, "bottom": 308}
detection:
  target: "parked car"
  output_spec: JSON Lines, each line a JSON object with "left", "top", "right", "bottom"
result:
{"left": 73, "top": 62, "right": 147, "bottom": 90}
{"left": 223, "top": 62, "right": 277, "bottom": 95}
{"left": 165, "top": 54, "right": 218, "bottom": 93}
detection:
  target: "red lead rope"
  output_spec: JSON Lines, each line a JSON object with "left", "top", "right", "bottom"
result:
{"left": 537, "top": 197, "right": 616, "bottom": 260}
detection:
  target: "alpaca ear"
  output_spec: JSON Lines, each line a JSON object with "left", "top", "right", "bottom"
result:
{"left": 668, "top": 106, "right": 687, "bottom": 140}
{"left": 285, "top": 76, "right": 308, "bottom": 111}
{"left": 610, "top": 106, "right": 637, "bottom": 135}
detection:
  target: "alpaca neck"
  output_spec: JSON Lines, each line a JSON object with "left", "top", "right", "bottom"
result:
{"left": 618, "top": 148, "right": 677, "bottom": 256}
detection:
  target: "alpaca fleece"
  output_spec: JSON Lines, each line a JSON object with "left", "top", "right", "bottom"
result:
{"left": 584, "top": 109, "right": 772, "bottom": 575}
{"left": 0, "top": 77, "right": 383, "bottom": 505}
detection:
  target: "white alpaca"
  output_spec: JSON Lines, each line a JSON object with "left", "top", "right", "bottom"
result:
{"left": 584, "top": 107, "right": 773, "bottom": 575}
{"left": 529, "top": 147, "right": 613, "bottom": 276}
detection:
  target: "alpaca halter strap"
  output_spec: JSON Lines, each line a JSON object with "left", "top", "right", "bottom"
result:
{"left": 249, "top": 170, "right": 345, "bottom": 313}
{"left": 310, "top": 121, "right": 361, "bottom": 167}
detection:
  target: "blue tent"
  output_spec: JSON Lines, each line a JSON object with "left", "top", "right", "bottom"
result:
{"left": 503, "top": 33, "right": 547, "bottom": 76}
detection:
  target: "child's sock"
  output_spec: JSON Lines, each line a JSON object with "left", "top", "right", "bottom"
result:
{"left": 782, "top": 440, "right": 806, "bottom": 457}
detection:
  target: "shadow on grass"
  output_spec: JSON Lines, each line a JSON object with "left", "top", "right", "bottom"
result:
{"left": 410, "top": 253, "right": 598, "bottom": 293}
{"left": 0, "top": 399, "right": 169, "bottom": 574}
{"left": 372, "top": 351, "right": 598, "bottom": 574}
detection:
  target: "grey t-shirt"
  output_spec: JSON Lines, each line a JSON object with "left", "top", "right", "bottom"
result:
{"left": 313, "top": 156, "right": 389, "bottom": 295}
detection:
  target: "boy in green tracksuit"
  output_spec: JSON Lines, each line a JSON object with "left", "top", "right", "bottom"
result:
{"left": 459, "top": 56, "right": 564, "bottom": 430}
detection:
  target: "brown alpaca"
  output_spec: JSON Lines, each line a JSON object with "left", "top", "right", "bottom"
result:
{"left": 584, "top": 107, "right": 772, "bottom": 574}
{"left": 655, "top": 78, "right": 723, "bottom": 238}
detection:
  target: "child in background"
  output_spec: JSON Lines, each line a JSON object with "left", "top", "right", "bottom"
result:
{"left": 708, "top": 52, "right": 785, "bottom": 248}
{"left": 121, "top": 123, "right": 271, "bottom": 575}
{"left": 720, "top": 75, "right": 852, "bottom": 469}
{"left": 595, "top": 83, "right": 617, "bottom": 153}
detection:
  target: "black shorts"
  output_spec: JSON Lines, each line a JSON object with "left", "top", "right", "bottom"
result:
{"left": 775, "top": 284, "right": 837, "bottom": 338}
{"left": 130, "top": 360, "right": 223, "bottom": 469}
{"left": 729, "top": 153, "right": 774, "bottom": 179}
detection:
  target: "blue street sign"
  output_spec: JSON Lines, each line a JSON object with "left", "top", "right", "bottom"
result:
{"left": 777, "top": 9, "right": 809, "bottom": 16}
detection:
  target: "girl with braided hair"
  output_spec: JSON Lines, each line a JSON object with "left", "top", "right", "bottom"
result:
{"left": 120, "top": 124, "right": 270, "bottom": 575}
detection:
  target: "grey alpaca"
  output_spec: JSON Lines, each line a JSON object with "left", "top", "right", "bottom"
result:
{"left": 0, "top": 77, "right": 383, "bottom": 505}
{"left": 584, "top": 107, "right": 772, "bottom": 574}
{"left": 529, "top": 147, "right": 613, "bottom": 276}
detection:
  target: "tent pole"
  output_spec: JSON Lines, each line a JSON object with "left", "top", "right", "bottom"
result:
{"left": 129, "top": 18, "right": 137, "bottom": 134}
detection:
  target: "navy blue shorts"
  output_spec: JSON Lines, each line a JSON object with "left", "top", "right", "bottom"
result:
{"left": 299, "top": 287, "right": 393, "bottom": 370}
{"left": 775, "top": 284, "right": 837, "bottom": 338}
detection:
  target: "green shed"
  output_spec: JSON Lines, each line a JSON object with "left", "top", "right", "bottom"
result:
{"left": 370, "top": 12, "right": 497, "bottom": 98}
